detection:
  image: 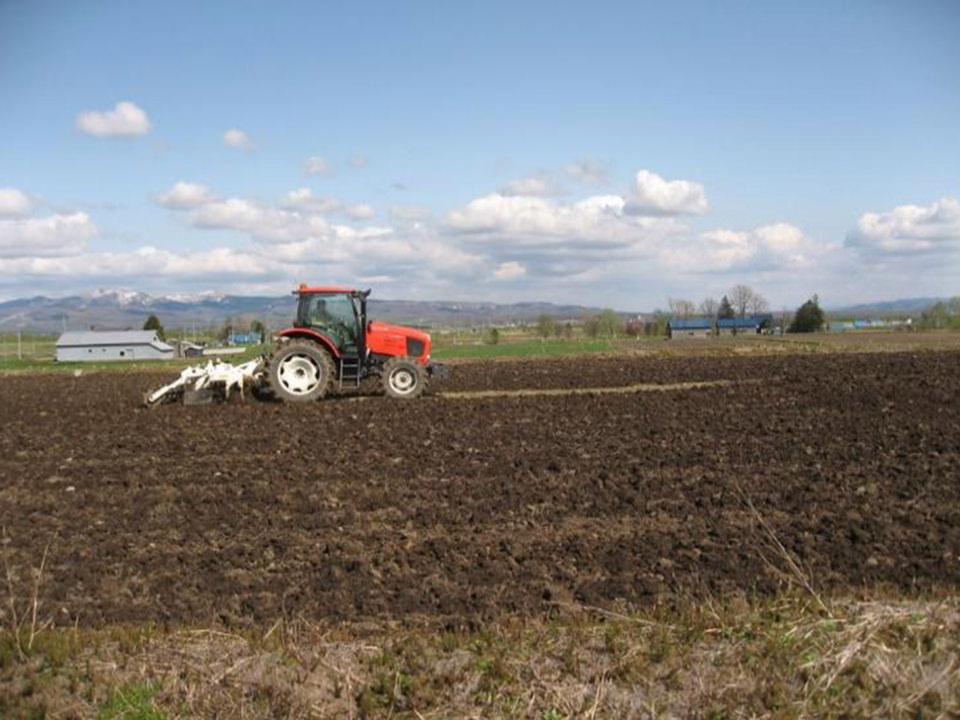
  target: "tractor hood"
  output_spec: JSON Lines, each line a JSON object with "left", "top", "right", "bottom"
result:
{"left": 366, "top": 321, "right": 432, "bottom": 362}
{"left": 368, "top": 321, "right": 430, "bottom": 343}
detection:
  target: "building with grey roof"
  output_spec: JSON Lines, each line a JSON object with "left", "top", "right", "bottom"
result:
{"left": 56, "top": 331, "right": 174, "bottom": 362}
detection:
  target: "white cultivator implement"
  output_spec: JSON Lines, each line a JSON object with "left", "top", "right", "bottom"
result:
{"left": 143, "top": 358, "right": 265, "bottom": 407}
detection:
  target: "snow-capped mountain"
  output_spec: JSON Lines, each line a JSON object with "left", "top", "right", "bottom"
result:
{"left": 0, "top": 290, "right": 616, "bottom": 333}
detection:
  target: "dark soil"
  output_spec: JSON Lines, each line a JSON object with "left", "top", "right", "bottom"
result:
{"left": 1, "top": 351, "right": 959, "bottom": 628}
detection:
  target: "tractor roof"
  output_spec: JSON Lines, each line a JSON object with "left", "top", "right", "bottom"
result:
{"left": 295, "top": 284, "right": 357, "bottom": 294}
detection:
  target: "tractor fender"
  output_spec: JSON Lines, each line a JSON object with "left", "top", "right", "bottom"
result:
{"left": 275, "top": 328, "right": 341, "bottom": 358}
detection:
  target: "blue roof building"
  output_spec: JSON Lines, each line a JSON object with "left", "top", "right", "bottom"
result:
{"left": 669, "top": 317, "right": 713, "bottom": 331}
{"left": 668, "top": 317, "right": 714, "bottom": 339}
{"left": 717, "top": 314, "right": 773, "bottom": 334}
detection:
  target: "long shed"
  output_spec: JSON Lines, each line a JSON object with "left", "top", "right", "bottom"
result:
{"left": 717, "top": 315, "right": 773, "bottom": 336}
{"left": 56, "top": 331, "right": 174, "bottom": 362}
{"left": 668, "top": 317, "right": 714, "bottom": 339}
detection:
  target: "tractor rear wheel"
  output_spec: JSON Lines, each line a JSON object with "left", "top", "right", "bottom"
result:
{"left": 265, "top": 340, "right": 335, "bottom": 402}
{"left": 382, "top": 356, "right": 426, "bottom": 399}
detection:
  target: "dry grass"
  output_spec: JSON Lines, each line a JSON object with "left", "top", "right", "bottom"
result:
{"left": 2, "top": 593, "right": 959, "bottom": 718}
{"left": 437, "top": 379, "right": 738, "bottom": 400}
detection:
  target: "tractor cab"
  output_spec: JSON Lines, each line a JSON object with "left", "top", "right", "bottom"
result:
{"left": 294, "top": 286, "right": 369, "bottom": 357}
{"left": 266, "top": 284, "right": 444, "bottom": 403}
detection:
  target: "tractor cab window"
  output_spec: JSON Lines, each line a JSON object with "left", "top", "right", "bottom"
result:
{"left": 303, "top": 293, "right": 358, "bottom": 352}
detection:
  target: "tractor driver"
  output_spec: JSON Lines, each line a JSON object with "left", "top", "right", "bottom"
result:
{"left": 309, "top": 297, "right": 354, "bottom": 351}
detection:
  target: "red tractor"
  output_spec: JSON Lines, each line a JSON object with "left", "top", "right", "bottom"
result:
{"left": 264, "top": 284, "right": 446, "bottom": 402}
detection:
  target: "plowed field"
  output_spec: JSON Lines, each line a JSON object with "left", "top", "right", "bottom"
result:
{"left": 2, "top": 351, "right": 959, "bottom": 628}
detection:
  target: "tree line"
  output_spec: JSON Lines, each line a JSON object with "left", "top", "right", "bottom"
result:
{"left": 141, "top": 314, "right": 269, "bottom": 344}
{"left": 665, "top": 284, "right": 826, "bottom": 333}
{"left": 667, "top": 283, "right": 769, "bottom": 319}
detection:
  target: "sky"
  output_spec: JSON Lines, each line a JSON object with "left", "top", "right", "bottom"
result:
{"left": 1, "top": 0, "right": 958, "bottom": 311}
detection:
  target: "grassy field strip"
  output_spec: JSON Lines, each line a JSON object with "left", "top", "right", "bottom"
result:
{"left": 436, "top": 379, "right": 740, "bottom": 399}
{"left": 3, "top": 595, "right": 957, "bottom": 717}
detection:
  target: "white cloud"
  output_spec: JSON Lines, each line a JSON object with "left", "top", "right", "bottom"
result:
{"left": 0, "top": 188, "right": 31, "bottom": 216}
{"left": 444, "top": 191, "right": 689, "bottom": 285}
{"left": 626, "top": 169, "right": 708, "bottom": 216}
{"left": 846, "top": 197, "right": 960, "bottom": 255}
{"left": 0, "top": 212, "right": 97, "bottom": 258}
{"left": 661, "top": 222, "right": 824, "bottom": 272}
{"left": 223, "top": 128, "right": 254, "bottom": 151}
{"left": 304, "top": 155, "right": 330, "bottom": 175}
{"left": 345, "top": 203, "right": 375, "bottom": 220}
{"left": 447, "top": 192, "right": 659, "bottom": 248}
{"left": 76, "top": 101, "right": 150, "bottom": 137}
{"left": 0, "top": 246, "right": 279, "bottom": 280}
{"left": 0, "top": 170, "right": 865, "bottom": 307}
{"left": 565, "top": 160, "right": 609, "bottom": 186}
{"left": 493, "top": 261, "right": 526, "bottom": 280}
{"left": 499, "top": 176, "right": 561, "bottom": 197}
{"left": 153, "top": 183, "right": 483, "bottom": 282}
{"left": 282, "top": 188, "right": 342, "bottom": 213}
{"left": 348, "top": 155, "right": 368, "bottom": 169}
{"left": 156, "top": 182, "right": 214, "bottom": 209}
{"left": 188, "top": 198, "right": 331, "bottom": 244}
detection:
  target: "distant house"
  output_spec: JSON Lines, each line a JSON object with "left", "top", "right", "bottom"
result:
{"left": 56, "top": 331, "right": 174, "bottom": 362}
{"left": 171, "top": 340, "right": 204, "bottom": 358}
{"left": 668, "top": 317, "right": 713, "bottom": 339}
{"left": 717, "top": 315, "right": 773, "bottom": 336}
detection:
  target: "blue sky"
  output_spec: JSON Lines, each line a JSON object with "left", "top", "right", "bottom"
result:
{"left": 1, "top": 0, "right": 958, "bottom": 310}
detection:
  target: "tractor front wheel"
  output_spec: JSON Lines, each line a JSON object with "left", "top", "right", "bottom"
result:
{"left": 266, "top": 340, "right": 335, "bottom": 402}
{"left": 382, "top": 356, "right": 426, "bottom": 399}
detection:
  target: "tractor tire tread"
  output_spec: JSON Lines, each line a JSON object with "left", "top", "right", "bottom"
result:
{"left": 382, "top": 355, "right": 427, "bottom": 399}
{"left": 264, "top": 339, "right": 335, "bottom": 402}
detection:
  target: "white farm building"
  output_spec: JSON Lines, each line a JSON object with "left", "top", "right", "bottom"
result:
{"left": 56, "top": 331, "right": 174, "bottom": 362}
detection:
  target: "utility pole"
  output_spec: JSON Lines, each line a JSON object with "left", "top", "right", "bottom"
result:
{"left": 17, "top": 330, "right": 22, "bottom": 361}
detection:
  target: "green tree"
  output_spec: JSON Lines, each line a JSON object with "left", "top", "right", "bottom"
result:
{"left": 583, "top": 316, "right": 601, "bottom": 338}
{"left": 597, "top": 308, "right": 621, "bottom": 337}
{"left": 218, "top": 317, "right": 234, "bottom": 343}
{"left": 142, "top": 314, "right": 165, "bottom": 341}
{"left": 789, "top": 296, "right": 825, "bottom": 333}
{"left": 483, "top": 327, "right": 500, "bottom": 345}
{"left": 717, "top": 295, "right": 734, "bottom": 319}
{"left": 250, "top": 319, "right": 267, "bottom": 344}
{"left": 536, "top": 314, "right": 557, "bottom": 339}
{"left": 918, "top": 300, "right": 960, "bottom": 330}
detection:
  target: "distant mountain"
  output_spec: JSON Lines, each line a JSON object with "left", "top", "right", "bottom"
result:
{"left": 829, "top": 297, "right": 945, "bottom": 316}
{"left": 0, "top": 289, "right": 621, "bottom": 333}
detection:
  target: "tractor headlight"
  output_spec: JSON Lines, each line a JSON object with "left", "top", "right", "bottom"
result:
{"left": 406, "top": 338, "right": 425, "bottom": 357}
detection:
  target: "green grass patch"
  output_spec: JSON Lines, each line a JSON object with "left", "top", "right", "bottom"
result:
{"left": 97, "top": 681, "right": 165, "bottom": 720}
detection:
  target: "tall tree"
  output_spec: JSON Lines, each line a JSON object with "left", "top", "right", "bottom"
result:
{"left": 583, "top": 316, "right": 601, "bottom": 338}
{"left": 218, "top": 317, "right": 234, "bottom": 343}
{"left": 747, "top": 292, "right": 770, "bottom": 315}
{"left": 667, "top": 298, "right": 696, "bottom": 317}
{"left": 142, "top": 314, "right": 165, "bottom": 341}
{"left": 250, "top": 319, "right": 267, "bottom": 344}
{"left": 717, "top": 295, "right": 734, "bottom": 319}
{"left": 789, "top": 296, "right": 825, "bottom": 333}
{"left": 597, "top": 308, "right": 622, "bottom": 337}
{"left": 699, "top": 297, "right": 719, "bottom": 317}
{"left": 729, "top": 284, "right": 758, "bottom": 317}
{"left": 536, "top": 314, "right": 557, "bottom": 339}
